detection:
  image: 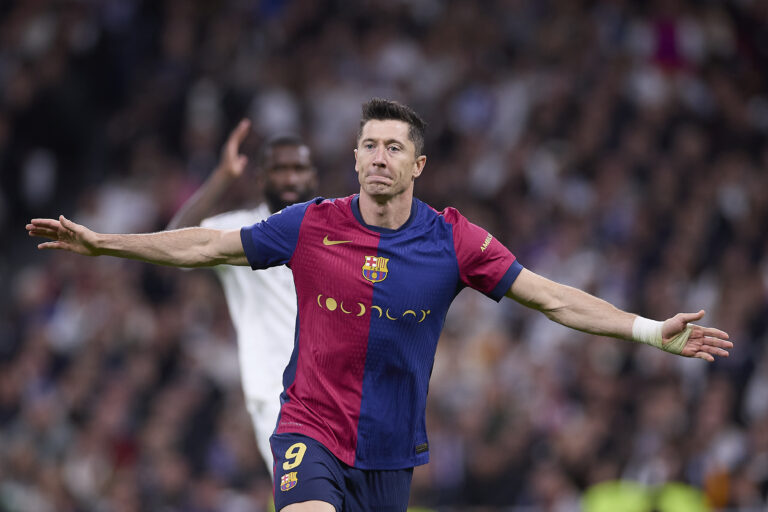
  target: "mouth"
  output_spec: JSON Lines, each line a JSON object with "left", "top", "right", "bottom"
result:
{"left": 366, "top": 174, "right": 392, "bottom": 185}
{"left": 275, "top": 185, "right": 303, "bottom": 200}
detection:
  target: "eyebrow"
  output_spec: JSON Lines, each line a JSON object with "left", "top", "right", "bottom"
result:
{"left": 361, "top": 137, "right": 406, "bottom": 146}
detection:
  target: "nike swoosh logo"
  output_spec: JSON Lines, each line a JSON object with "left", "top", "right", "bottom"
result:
{"left": 323, "top": 236, "right": 352, "bottom": 246}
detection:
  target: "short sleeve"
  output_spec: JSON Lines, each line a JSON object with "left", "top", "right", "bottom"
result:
{"left": 445, "top": 208, "right": 523, "bottom": 301}
{"left": 240, "top": 198, "right": 319, "bottom": 270}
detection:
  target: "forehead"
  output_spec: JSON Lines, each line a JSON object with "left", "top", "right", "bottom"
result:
{"left": 359, "top": 119, "right": 412, "bottom": 145}
{"left": 264, "top": 144, "right": 311, "bottom": 165}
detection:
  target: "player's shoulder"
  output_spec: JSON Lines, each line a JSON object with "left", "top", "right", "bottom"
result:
{"left": 301, "top": 195, "right": 356, "bottom": 217}
{"left": 266, "top": 197, "right": 324, "bottom": 218}
{"left": 263, "top": 196, "right": 352, "bottom": 227}
{"left": 418, "top": 199, "right": 464, "bottom": 225}
{"left": 415, "top": 201, "right": 487, "bottom": 243}
{"left": 310, "top": 195, "right": 354, "bottom": 210}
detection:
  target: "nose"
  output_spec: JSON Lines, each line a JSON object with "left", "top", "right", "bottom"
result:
{"left": 285, "top": 169, "right": 300, "bottom": 184}
{"left": 372, "top": 144, "right": 386, "bottom": 167}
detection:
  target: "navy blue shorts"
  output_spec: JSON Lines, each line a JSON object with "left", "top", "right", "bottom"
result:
{"left": 271, "top": 433, "right": 413, "bottom": 511}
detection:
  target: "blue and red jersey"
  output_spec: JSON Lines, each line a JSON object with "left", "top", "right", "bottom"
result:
{"left": 240, "top": 195, "right": 522, "bottom": 470}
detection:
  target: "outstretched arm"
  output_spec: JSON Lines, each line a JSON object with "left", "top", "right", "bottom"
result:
{"left": 505, "top": 268, "right": 732, "bottom": 362}
{"left": 167, "top": 119, "right": 252, "bottom": 230}
{"left": 27, "top": 215, "right": 249, "bottom": 267}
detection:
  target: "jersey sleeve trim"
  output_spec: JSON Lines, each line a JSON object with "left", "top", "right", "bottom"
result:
{"left": 489, "top": 260, "right": 524, "bottom": 302}
{"left": 240, "top": 226, "right": 261, "bottom": 269}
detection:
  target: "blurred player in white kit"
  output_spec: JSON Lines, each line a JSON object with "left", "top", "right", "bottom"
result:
{"left": 167, "top": 119, "right": 318, "bottom": 471}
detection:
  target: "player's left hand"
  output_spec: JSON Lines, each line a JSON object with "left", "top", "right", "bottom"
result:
{"left": 661, "top": 310, "right": 732, "bottom": 361}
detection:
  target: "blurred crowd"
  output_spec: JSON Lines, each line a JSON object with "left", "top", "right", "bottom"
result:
{"left": 1, "top": 0, "right": 768, "bottom": 511}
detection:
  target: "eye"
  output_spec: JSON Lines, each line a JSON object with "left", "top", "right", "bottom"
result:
{"left": 364, "top": 143, "right": 375, "bottom": 150}
{"left": 388, "top": 145, "right": 401, "bottom": 153}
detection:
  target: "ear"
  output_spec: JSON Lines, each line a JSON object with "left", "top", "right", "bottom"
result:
{"left": 412, "top": 155, "right": 427, "bottom": 179}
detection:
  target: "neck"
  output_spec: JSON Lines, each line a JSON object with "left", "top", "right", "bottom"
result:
{"left": 358, "top": 189, "right": 413, "bottom": 230}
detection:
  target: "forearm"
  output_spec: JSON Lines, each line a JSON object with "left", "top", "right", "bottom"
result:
{"left": 94, "top": 227, "right": 243, "bottom": 267}
{"left": 167, "top": 170, "right": 233, "bottom": 229}
{"left": 506, "top": 269, "right": 732, "bottom": 361}
{"left": 507, "top": 269, "right": 636, "bottom": 340}
{"left": 538, "top": 284, "right": 636, "bottom": 340}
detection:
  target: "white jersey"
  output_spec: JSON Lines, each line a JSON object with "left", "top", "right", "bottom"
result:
{"left": 201, "top": 204, "right": 295, "bottom": 466}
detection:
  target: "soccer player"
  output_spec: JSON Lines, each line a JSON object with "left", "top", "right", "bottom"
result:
{"left": 166, "top": 119, "right": 318, "bottom": 473}
{"left": 28, "top": 99, "right": 732, "bottom": 512}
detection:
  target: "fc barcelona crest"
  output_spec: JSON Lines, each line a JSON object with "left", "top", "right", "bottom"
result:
{"left": 362, "top": 256, "right": 389, "bottom": 283}
{"left": 280, "top": 471, "right": 298, "bottom": 491}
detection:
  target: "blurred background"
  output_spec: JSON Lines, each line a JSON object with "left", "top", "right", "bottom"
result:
{"left": 1, "top": 0, "right": 767, "bottom": 511}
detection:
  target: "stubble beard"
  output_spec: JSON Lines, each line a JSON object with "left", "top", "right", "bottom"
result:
{"left": 264, "top": 187, "right": 315, "bottom": 213}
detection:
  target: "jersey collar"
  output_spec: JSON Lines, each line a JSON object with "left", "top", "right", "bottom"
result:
{"left": 351, "top": 194, "right": 418, "bottom": 234}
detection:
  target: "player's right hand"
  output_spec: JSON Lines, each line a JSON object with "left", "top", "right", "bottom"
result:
{"left": 26, "top": 215, "right": 101, "bottom": 256}
{"left": 218, "top": 119, "right": 251, "bottom": 178}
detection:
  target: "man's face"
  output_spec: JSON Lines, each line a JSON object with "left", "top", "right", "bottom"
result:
{"left": 263, "top": 144, "right": 317, "bottom": 212}
{"left": 354, "top": 120, "right": 425, "bottom": 200}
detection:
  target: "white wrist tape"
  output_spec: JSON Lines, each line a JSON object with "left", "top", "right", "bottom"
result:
{"left": 631, "top": 316, "right": 692, "bottom": 355}
{"left": 632, "top": 316, "right": 663, "bottom": 348}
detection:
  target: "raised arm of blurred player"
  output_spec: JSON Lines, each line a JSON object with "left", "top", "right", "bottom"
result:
{"left": 506, "top": 268, "right": 732, "bottom": 362}
{"left": 167, "top": 119, "right": 251, "bottom": 230}
{"left": 27, "top": 215, "right": 249, "bottom": 267}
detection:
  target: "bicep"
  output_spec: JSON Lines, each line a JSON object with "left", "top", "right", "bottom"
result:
{"left": 505, "top": 268, "right": 564, "bottom": 312}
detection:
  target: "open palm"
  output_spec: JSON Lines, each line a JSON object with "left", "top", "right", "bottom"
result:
{"left": 662, "top": 310, "right": 732, "bottom": 362}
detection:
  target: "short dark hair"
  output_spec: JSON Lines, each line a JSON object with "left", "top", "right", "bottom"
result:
{"left": 358, "top": 98, "right": 427, "bottom": 156}
{"left": 259, "top": 133, "right": 308, "bottom": 166}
